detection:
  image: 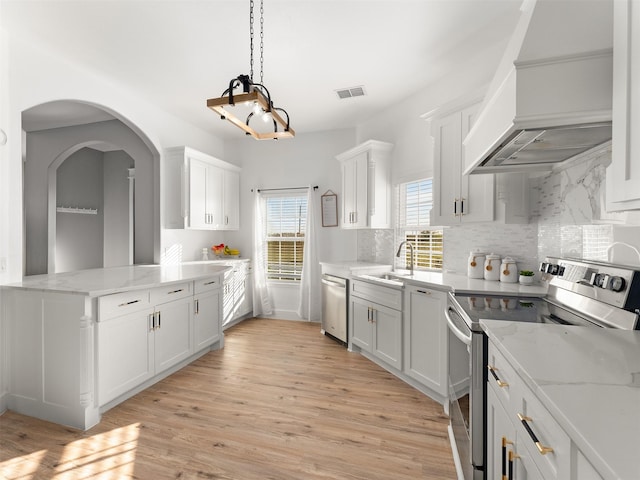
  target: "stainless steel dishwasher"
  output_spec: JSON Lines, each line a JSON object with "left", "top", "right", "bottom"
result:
{"left": 321, "top": 274, "right": 348, "bottom": 344}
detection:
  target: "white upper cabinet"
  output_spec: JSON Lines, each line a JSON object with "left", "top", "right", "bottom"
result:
{"left": 431, "top": 101, "right": 495, "bottom": 225}
{"left": 606, "top": 0, "right": 640, "bottom": 211}
{"left": 336, "top": 140, "right": 393, "bottom": 229}
{"left": 164, "top": 146, "right": 241, "bottom": 230}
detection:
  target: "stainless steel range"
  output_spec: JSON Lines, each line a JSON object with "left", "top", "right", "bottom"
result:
{"left": 446, "top": 257, "right": 640, "bottom": 480}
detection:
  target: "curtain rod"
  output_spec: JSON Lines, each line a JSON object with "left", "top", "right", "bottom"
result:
{"left": 251, "top": 185, "right": 318, "bottom": 192}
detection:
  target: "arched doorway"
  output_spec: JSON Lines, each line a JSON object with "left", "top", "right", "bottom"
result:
{"left": 22, "top": 100, "right": 160, "bottom": 274}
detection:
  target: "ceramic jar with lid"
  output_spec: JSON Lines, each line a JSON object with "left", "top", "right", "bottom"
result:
{"left": 468, "top": 251, "right": 486, "bottom": 279}
{"left": 484, "top": 253, "right": 501, "bottom": 281}
{"left": 500, "top": 256, "right": 518, "bottom": 283}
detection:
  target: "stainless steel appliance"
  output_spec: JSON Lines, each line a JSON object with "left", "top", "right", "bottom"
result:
{"left": 321, "top": 274, "right": 348, "bottom": 344}
{"left": 446, "top": 257, "right": 640, "bottom": 480}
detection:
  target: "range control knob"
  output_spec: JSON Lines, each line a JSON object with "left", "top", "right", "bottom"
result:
{"left": 608, "top": 276, "right": 626, "bottom": 292}
{"left": 593, "top": 273, "right": 607, "bottom": 288}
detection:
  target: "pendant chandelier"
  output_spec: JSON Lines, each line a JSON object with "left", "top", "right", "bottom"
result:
{"left": 207, "top": 0, "right": 294, "bottom": 140}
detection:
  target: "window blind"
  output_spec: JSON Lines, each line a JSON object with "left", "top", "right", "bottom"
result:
{"left": 265, "top": 194, "right": 307, "bottom": 281}
{"left": 396, "top": 179, "right": 443, "bottom": 270}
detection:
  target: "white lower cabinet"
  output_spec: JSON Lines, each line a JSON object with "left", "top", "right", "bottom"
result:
{"left": 153, "top": 296, "right": 193, "bottom": 374}
{"left": 193, "top": 277, "right": 222, "bottom": 350}
{"left": 98, "top": 278, "right": 223, "bottom": 407}
{"left": 98, "top": 308, "right": 154, "bottom": 406}
{"left": 487, "top": 384, "right": 545, "bottom": 480}
{"left": 98, "top": 290, "right": 193, "bottom": 406}
{"left": 222, "top": 260, "right": 253, "bottom": 327}
{"left": 486, "top": 340, "right": 603, "bottom": 480}
{"left": 403, "top": 285, "right": 447, "bottom": 397}
{"left": 350, "top": 280, "right": 402, "bottom": 370}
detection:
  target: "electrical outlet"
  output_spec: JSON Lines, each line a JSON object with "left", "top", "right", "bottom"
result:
{"left": 0, "top": 257, "right": 6, "bottom": 272}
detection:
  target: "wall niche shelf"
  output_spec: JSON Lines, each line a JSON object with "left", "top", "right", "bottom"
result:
{"left": 56, "top": 206, "right": 98, "bottom": 215}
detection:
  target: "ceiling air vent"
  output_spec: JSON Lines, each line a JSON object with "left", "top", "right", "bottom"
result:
{"left": 336, "top": 86, "right": 366, "bottom": 99}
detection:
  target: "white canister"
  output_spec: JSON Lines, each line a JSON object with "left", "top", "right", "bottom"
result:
{"left": 467, "top": 251, "right": 486, "bottom": 279}
{"left": 484, "top": 253, "right": 501, "bottom": 281}
{"left": 500, "top": 257, "right": 518, "bottom": 283}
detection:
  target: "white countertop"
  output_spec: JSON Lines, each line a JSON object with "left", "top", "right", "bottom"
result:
{"left": 1, "top": 263, "right": 232, "bottom": 297}
{"left": 345, "top": 265, "right": 548, "bottom": 297}
{"left": 482, "top": 320, "right": 640, "bottom": 480}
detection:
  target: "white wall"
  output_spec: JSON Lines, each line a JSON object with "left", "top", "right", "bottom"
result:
{"left": 103, "top": 150, "right": 133, "bottom": 267}
{"left": 1, "top": 31, "right": 225, "bottom": 281}
{"left": 55, "top": 147, "right": 104, "bottom": 272}
{"left": 224, "top": 129, "right": 358, "bottom": 318}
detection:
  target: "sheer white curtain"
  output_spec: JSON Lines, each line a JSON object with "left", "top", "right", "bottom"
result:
{"left": 297, "top": 187, "right": 320, "bottom": 321}
{"left": 252, "top": 190, "right": 273, "bottom": 316}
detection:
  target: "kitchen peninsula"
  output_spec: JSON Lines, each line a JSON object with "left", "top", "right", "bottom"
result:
{"left": 2, "top": 263, "right": 230, "bottom": 430}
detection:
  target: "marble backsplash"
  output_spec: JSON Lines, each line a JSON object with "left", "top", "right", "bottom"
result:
{"left": 357, "top": 144, "right": 640, "bottom": 273}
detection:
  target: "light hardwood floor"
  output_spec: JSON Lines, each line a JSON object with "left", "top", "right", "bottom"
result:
{"left": 0, "top": 318, "right": 456, "bottom": 479}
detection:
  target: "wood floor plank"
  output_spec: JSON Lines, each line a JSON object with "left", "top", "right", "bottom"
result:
{"left": 0, "top": 318, "right": 457, "bottom": 479}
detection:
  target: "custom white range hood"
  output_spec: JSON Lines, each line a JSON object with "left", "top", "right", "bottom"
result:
{"left": 464, "top": 0, "right": 614, "bottom": 175}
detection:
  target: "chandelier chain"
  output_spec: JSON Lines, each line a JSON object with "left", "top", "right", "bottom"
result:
{"left": 249, "top": 0, "right": 254, "bottom": 81}
{"left": 259, "top": 0, "right": 264, "bottom": 84}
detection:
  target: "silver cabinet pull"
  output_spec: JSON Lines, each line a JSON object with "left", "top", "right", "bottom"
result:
{"left": 168, "top": 288, "right": 184, "bottom": 295}
{"left": 204, "top": 280, "right": 216, "bottom": 286}
{"left": 118, "top": 299, "right": 141, "bottom": 307}
{"left": 195, "top": 299, "right": 199, "bottom": 315}
{"left": 149, "top": 313, "right": 155, "bottom": 331}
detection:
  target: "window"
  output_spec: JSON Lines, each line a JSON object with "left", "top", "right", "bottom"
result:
{"left": 396, "top": 178, "right": 443, "bottom": 270}
{"left": 265, "top": 194, "right": 307, "bottom": 281}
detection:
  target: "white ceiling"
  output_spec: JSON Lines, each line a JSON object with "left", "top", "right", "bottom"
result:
{"left": 4, "top": 0, "right": 523, "bottom": 138}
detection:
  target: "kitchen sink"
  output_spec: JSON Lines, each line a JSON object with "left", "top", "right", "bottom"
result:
{"left": 357, "top": 272, "right": 406, "bottom": 287}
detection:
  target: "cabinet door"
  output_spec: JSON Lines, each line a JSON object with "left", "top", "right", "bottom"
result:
{"left": 98, "top": 310, "right": 154, "bottom": 405}
{"left": 431, "top": 104, "right": 494, "bottom": 225}
{"left": 487, "top": 373, "right": 550, "bottom": 480}
{"left": 460, "top": 104, "right": 494, "bottom": 223}
{"left": 207, "top": 163, "right": 224, "bottom": 229}
{"left": 235, "top": 270, "right": 252, "bottom": 319}
{"left": 351, "top": 296, "right": 373, "bottom": 350}
{"left": 223, "top": 169, "right": 240, "bottom": 230}
{"left": 188, "top": 157, "right": 209, "bottom": 229}
{"left": 153, "top": 297, "right": 192, "bottom": 374}
{"left": 353, "top": 151, "right": 369, "bottom": 228}
{"left": 431, "top": 110, "right": 463, "bottom": 225}
{"left": 607, "top": 0, "right": 640, "bottom": 210}
{"left": 403, "top": 287, "right": 446, "bottom": 394}
{"left": 371, "top": 303, "right": 402, "bottom": 370}
{"left": 341, "top": 157, "right": 357, "bottom": 227}
{"left": 194, "top": 290, "right": 221, "bottom": 350}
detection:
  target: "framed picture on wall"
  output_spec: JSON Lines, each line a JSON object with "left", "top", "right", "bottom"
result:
{"left": 321, "top": 191, "right": 338, "bottom": 227}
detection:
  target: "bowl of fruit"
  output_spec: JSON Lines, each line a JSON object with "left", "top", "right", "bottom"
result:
{"left": 211, "top": 243, "right": 225, "bottom": 257}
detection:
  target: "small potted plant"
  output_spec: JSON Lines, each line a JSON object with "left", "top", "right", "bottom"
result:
{"left": 519, "top": 270, "right": 535, "bottom": 285}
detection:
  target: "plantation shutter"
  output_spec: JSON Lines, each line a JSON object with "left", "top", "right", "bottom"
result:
{"left": 265, "top": 194, "right": 307, "bottom": 281}
{"left": 396, "top": 179, "right": 443, "bottom": 270}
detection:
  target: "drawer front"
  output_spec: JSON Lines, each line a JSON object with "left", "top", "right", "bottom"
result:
{"left": 98, "top": 289, "right": 151, "bottom": 320}
{"left": 487, "top": 342, "right": 518, "bottom": 412}
{"left": 351, "top": 280, "right": 402, "bottom": 310}
{"left": 515, "top": 387, "right": 570, "bottom": 480}
{"left": 194, "top": 276, "right": 222, "bottom": 295}
{"left": 149, "top": 282, "right": 192, "bottom": 305}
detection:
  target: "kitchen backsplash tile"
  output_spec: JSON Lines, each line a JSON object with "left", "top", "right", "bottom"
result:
{"left": 443, "top": 223, "right": 539, "bottom": 274}
{"left": 356, "top": 147, "right": 640, "bottom": 272}
{"left": 357, "top": 229, "right": 394, "bottom": 265}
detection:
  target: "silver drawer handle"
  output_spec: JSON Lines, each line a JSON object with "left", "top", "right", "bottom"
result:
{"left": 118, "top": 299, "right": 141, "bottom": 307}
{"left": 168, "top": 288, "right": 184, "bottom": 294}
{"left": 204, "top": 280, "right": 217, "bottom": 286}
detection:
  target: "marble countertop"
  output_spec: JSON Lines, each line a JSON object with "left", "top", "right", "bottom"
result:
{"left": 482, "top": 320, "right": 640, "bottom": 480}
{"left": 1, "top": 263, "right": 232, "bottom": 297}
{"left": 345, "top": 265, "right": 548, "bottom": 297}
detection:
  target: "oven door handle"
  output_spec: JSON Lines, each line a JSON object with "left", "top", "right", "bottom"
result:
{"left": 445, "top": 306, "right": 472, "bottom": 346}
